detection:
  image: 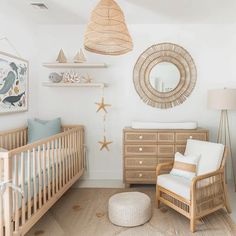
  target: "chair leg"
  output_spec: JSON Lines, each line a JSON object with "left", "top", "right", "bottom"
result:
{"left": 190, "top": 218, "right": 196, "bottom": 233}
{"left": 156, "top": 185, "right": 160, "bottom": 209}
{"left": 223, "top": 182, "right": 232, "bottom": 213}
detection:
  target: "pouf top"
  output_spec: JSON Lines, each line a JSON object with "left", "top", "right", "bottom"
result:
{"left": 109, "top": 192, "right": 150, "bottom": 206}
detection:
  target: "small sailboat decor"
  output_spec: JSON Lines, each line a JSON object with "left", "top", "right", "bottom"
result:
{"left": 56, "top": 49, "right": 67, "bottom": 63}
{"left": 74, "top": 49, "right": 86, "bottom": 63}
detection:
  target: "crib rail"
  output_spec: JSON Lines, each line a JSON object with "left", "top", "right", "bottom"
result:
{"left": 0, "top": 128, "right": 28, "bottom": 151}
{"left": 0, "top": 125, "right": 85, "bottom": 236}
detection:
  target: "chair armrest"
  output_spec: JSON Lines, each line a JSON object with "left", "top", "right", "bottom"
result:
{"left": 191, "top": 169, "right": 224, "bottom": 188}
{"left": 191, "top": 169, "right": 224, "bottom": 203}
{"left": 156, "top": 161, "right": 174, "bottom": 176}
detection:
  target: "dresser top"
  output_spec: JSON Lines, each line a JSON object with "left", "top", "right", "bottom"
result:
{"left": 123, "top": 127, "right": 208, "bottom": 132}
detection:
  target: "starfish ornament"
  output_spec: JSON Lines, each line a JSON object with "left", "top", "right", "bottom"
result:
{"left": 95, "top": 97, "right": 111, "bottom": 113}
{"left": 98, "top": 136, "right": 113, "bottom": 151}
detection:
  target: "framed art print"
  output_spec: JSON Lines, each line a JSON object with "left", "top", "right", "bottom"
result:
{"left": 0, "top": 51, "right": 28, "bottom": 114}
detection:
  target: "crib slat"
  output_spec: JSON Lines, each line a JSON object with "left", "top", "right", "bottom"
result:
{"left": 21, "top": 152, "right": 26, "bottom": 224}
{"left": 27, "top": 150, "right": 31, "bottom": 218}
{"left": 55, "top": 139, "right": 59, "bottom": 193}
{"left": 59, "top": 138, "right": 62, "bottom": 190}
{"left": 14, "top": 155, "right": 19, "bottom": 232}
{"left": 43, "top": 145, "right": 47, "bottom": 204}
{"left": 47, "top": 143, "right": 51, "bottom": 200}
{"left": 72, "top": 133, "right": 75, "bottom": 176}
{"left": 63, "top": 136, "right": 66, "bottom": 186}
{"left": 68, "top": 134, "right": 71, "bottom": 180}
{"left": 38, "top": 146, "right": 42, "bottom": 209}
{"left": 51, "top": 140, "right": 55, "bottom": 196}
{"left": 33, "top": 148, "right": 37, "bottom": 213}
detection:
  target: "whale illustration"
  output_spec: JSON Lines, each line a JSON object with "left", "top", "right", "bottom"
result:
{"left": 0, "top": 71, "right": 16, "bottom": 94}
{"left": 2, "top": 92, "right": 25, "bottom": 107}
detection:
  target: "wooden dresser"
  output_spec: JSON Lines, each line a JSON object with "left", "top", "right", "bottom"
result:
{"left": 123, "top": 128, "right": 209, "bottom": 187}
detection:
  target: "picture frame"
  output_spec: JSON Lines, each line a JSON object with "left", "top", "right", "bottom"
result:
{"left": 0, "top": 51, "right": 28, "bottom": 114}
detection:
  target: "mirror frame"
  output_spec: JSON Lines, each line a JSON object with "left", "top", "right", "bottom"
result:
{"left": 133, "top": 43, "right": 197, "bottom": 109}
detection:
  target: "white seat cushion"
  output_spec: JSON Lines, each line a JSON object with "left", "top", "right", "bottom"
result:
{"left": 157, "top": 174, "right": 192, "bottom": 200}
{"left": 184, "top": 139, "right": 224, "bottom": 176}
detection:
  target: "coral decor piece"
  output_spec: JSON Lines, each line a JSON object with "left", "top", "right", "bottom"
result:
{"left": 84, "top": 0, "right": 133, "bottom": 55}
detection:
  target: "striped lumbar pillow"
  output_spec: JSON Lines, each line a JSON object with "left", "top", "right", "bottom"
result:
{"left": 170, "top": 152, "right": 200, "bottom": 180}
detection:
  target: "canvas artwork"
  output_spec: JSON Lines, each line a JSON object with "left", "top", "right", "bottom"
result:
{"left": 0, "top": 51, "right": 28, "bottom": 114}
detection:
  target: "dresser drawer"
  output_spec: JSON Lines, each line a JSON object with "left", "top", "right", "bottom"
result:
{"left": 125, "top": 170, "right": 156, "bottom": 183}
{"left": 158, "top": 158, "right": 174, "bottom": 164}
{"left": 175, "top": 145, "right": 185, "bottom": 154}
{"left": 124, "top": 145, "right": 157, "bottom": 155}
{"left": 124, "top": 132, "right": 157, "bottom": 143}
{"left": 125, "top": 157, "right": 157, "bottom": 170}
{"left": 157, "top": 145, "right": 175, "bottom": 156}
{"left": 158, "top": 133, "right": 175, "bottom": 143}
{"left": 175, "top": 132, "right": 207, "bottom": 143}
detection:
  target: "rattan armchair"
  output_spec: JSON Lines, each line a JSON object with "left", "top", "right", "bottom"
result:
{"left": 156, "top": 139, "right": 231, "bottom": 233}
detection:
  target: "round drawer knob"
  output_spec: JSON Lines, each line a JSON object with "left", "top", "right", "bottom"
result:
{"left": 139, "top": 173, "right": 143, "bottom": 177}
{"left": 189, "top": 136, "right": 193, "bottom": 139}
{"left": 139, "top": 135, "right": 143, "bottom": 139}
{"left": 139, "top": 161, "right": 143, "bottom": 165}
{"left": 139, "top": 147, "right": 143, "bottom": 152}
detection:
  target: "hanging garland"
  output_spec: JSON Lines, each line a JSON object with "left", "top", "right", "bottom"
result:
{"left": 95, "top": 88, "right": 112, "bottom": 151}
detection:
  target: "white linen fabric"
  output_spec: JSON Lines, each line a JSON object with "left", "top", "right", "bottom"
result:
{"left": 157, "top": 174, "right": 192, "bottom": 200}
{"left": 184, "top": 139, "right": 224, "bottom": 175}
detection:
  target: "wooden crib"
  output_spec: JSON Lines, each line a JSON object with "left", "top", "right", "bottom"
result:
{"left": 0, "top": 125, "right": 85, "bottom": 236}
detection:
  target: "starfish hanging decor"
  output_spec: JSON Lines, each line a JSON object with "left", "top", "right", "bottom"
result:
{"left": 98, "top": 136, "right": 113, "bottom": 151}
{"left": 95, "top": 97, "right": 111, "bottom": 113}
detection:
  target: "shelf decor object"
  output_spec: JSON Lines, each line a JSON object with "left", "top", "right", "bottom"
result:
{"left": 74, "top": 49, "right": 86, "bottom": 63}
{"left": 208, "top": 88, "right": 236, "bottom": 191}
{"left": 133, "top": 43, "right": 197, "bottom": 109}
{"left": 84, "top": 0, "right": 133, "bottom": 55}
{"left": 56, "top": 49, "right": 67, "bottom": 63}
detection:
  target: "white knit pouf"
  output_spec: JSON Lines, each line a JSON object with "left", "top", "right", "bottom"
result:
{"left": 108, "top": 192, "right": 151, "bottom": 227}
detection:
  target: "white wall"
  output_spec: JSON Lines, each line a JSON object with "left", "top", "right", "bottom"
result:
{"left": 0, "top": 1, "right": 38, "bottom": 130}
{"left": 36, "top": 24, "right": 236, "bottom": 181}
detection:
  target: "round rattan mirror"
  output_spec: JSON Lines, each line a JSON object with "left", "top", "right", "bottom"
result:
{"left": 133, "top": 43, "right": 197, "bottom": 109}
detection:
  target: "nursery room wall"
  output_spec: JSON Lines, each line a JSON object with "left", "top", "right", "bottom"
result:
{"left": 36, "top": 23, "right": 236, "bottom": 183}
{"left": 0, "top": 1, "right": 38, "bottom": 130}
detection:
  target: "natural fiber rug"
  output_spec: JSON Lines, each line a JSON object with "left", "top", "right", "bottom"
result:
{"left": 26, "top": 187, "right": 236, "bottom": 236}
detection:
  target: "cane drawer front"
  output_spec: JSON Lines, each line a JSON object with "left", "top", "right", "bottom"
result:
{"left": 125, "top": 157, "right": 157, "bottom": 170}
{"left": 157, "top": 145, "right": 175, "bottom": 156}
{"left": 125, "top": 170, "right": 156, "bottom": 183}
{"left": 158, "top": 158, "right": 174, "bottom": 164}
{"left": 124, "top": 145, "right": 157, "bottom": 156}
{"left": 175, "top": 132, "right": 207, "bottom": 143}
{"left": 157, "top": 132, "right": 175, "bottom": 143}
{"left": 175, "top": 145, "right": 186, "bottom": 154}
{"left": 125, "top": 132, "right": 157, "bottom": 143}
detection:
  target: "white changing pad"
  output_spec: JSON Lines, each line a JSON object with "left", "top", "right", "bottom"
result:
{"left": 131, "top": 121, "right": 198, "bottom": 129}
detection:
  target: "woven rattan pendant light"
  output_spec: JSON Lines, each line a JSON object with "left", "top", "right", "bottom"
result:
{"left": 84, "top": 0, "right": 133, "bottom": 55}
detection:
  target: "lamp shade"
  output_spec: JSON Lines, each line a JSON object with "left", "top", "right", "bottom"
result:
{"left": 84, "top": 0, "right": 133, "bottom": 55}
{"left": 208, "top": 88, "right": 236, "bottom": 110}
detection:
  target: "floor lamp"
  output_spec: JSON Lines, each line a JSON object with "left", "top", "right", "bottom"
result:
{"left": 208, "top": 88, "right": 236, "bottom": 191}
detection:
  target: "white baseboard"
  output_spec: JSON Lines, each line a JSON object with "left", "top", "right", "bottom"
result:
{"left": 73, "top": 179, "right": 125, "bottom": 188}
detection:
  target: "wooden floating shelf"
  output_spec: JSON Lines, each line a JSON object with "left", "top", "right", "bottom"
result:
{"left": 42, "top": 82, "right": 106, "bottom": 88}
{"left": 42, "top": 63, "right": 107, "bottom": 68}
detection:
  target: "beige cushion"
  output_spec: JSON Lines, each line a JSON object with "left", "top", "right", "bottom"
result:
{"left": 184, "top": 139, "right": 224, "bottom": 176}
{"left": 170, "top": 152, "right": 200, "bottom": 180}
{"left": 157, "top": 174, "right": 192, "bottom": 200}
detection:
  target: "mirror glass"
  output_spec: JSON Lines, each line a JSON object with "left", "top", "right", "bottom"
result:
{"left": 149, "top": 62, "right": 180, "bottom": 93}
